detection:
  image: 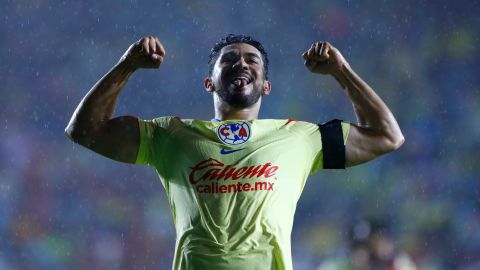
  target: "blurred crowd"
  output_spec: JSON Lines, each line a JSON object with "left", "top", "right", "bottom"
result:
{"left": 1, "top": 0, "right": 479, "bottom": 269}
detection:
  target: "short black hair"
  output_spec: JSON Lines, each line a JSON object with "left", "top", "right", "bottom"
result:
{"left": 208, "top": 34, "right": 269, "bottom": 79}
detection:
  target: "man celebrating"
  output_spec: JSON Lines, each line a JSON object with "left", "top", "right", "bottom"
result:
{"left": 65, "top": 34, "right": 404, "bottom": 270}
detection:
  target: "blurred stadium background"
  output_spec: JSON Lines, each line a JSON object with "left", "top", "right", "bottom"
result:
{"left": 1, "top": 0, "right": 479, "bottom": 269}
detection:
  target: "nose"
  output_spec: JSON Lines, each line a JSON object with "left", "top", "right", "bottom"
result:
{"left": 233, "top": 57, "right": 248, "bottom": 70}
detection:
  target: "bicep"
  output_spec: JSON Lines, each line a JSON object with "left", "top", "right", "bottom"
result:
{"left": 86, "top": 116, "right": 140, "bottom": 164}
{"left": 345, "top": 124, "right": 395, "bottom": 167}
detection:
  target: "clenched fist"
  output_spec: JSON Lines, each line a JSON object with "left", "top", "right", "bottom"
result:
{"left": 120, "top": 36, "right": 165, "bottom": 69}
{"left": 302, "top": 41, "right": 348, "bottom": 75}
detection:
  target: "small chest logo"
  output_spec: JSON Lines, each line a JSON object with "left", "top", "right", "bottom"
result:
{"left": 216, "top": 121, "right": 251, "bottom": 145}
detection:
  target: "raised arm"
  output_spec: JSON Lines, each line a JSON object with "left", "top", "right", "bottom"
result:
{"left": 303, "top": 41, "right": 404, "bottom": 167}
{"left": 65, "top": 36, "right": 165, "bottom": 163}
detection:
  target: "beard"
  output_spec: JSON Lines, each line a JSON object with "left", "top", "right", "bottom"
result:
{"left": 216, "top": 81, "right": 263, "bottom": 108}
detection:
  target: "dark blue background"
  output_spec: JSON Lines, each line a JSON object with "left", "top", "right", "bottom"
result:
{"left": 1, "top": 0, "right": 479, "bottom": 269}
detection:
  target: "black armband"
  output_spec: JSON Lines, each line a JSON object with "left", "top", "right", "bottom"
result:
{"left": 319, "top": 119, "right": 346, "bottom": 169}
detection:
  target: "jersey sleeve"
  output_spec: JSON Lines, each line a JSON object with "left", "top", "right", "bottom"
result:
{"left": 135, "top": 116, "right": 174, "bottom": 165}
{"left": 309, "top": 120, "right": 350, "bottom": 174}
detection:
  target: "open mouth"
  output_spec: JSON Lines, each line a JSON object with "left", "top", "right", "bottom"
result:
{"left": 230, "top": 75, "right": 252, "bottom": 88}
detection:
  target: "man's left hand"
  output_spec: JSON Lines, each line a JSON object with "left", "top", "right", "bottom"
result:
{"left": 302, "top": 41, "right": 348, "bottom": 75}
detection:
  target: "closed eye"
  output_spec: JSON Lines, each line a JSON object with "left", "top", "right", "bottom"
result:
{"left": 220, "top": 52, "right": 238, "bottom": 63}
{"left": 221, "top": 56, "right": 235, "bottom": 63}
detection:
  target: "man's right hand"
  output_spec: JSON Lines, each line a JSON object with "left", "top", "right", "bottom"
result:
{"left": 120, "top": 36, "right": 166, "bottom": 69}
{"left": 66, "top": 36, "right": 166, "bottom": 163}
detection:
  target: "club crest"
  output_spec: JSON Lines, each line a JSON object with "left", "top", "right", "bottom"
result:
{"left": 216, "top": 121, "right": 251, "bottom": 145}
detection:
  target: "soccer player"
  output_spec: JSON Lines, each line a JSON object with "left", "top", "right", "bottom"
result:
{"left": 65, "top": 34, "right": 404, "bottom": 270}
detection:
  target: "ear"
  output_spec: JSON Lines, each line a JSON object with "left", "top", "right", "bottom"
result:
{"left": 262, "top": 80, "right": 271, "bottom": 96}
{"left": 204, "top": 77, "right": 215, "bottom": 93}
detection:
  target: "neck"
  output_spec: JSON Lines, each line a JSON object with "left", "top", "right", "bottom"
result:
{"left": 213, "top": 94, "right": 261, "bottom": 121}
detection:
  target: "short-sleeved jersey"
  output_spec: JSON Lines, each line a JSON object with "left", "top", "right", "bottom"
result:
{"left": 136, "top": 117, "right": 350, "bottom": 270}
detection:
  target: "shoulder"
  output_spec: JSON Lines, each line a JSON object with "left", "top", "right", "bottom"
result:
{"left": 137, "top": 116, "right": 189, "bottom": 139}
{"left": 140, "top": 116, "right": 200, "bottom": 129}
{"left": 275, "top": 119, "right": 319, "bottom": 133}
{"left": 254, "top": 119, "right": 318, "bottom": 129}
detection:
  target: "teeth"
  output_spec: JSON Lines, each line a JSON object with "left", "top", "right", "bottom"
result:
{"left": 233, "top": 79, "right": 244, "bottom": 86}
{"left": 233, "top": 79, "right": 248, "bottom": 87}
{"left": 232, "top": 75, "right": 251, "bottom": 84}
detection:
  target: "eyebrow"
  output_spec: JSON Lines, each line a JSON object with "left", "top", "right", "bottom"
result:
{"left": 243, "top": 52, "right": 261, "bottom": 59}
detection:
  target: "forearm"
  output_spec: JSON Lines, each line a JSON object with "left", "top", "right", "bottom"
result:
{"left": 332, "top": 64, "right": 404, "bottom": 145}
{"left": 65, "top": 60, "right": 136, "bottom": 140}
